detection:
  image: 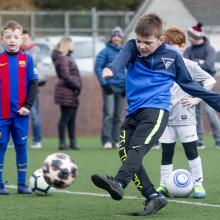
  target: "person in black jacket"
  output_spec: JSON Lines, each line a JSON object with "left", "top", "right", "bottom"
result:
{"left": 51, "top": 37, "right": 82, "bottom": 150}
{"left": 184, "top": 22, "right": 220, "bottom": 149}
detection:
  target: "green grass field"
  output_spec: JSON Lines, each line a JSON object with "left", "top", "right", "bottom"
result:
{"left": 1, "top": 135, "right": 220, "bottom": 220}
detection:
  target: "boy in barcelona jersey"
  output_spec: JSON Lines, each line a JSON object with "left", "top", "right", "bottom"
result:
{"left": 0, "top": 20, "right": 38, "bottom": 194}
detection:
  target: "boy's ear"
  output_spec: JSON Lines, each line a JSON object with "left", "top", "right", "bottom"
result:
{"left": 180, "top": 43, "right": 186, "bottom": 50}
{"left": 159, "top": 36, "right": 165, "bottom": 43}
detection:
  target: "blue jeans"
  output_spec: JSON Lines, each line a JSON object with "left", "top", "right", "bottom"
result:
{"left": 196, "top": 102, "right": 220, "bottom": 145}
{"left": 101, "top": 87, "right": 126, "bottom": 145}
{"left": 30, "top": 94, "right": 42, "bottom": 143}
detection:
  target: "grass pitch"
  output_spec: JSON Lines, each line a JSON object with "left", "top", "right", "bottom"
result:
{"left": 1, "top": 135, "right": 220, "bottom": 220}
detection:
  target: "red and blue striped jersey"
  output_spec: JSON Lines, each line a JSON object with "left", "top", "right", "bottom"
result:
{"left": 0, "top": 51, "right": 38, "bottom": 119}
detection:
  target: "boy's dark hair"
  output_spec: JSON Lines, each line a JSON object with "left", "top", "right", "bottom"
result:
{"left": 2, "top": 20, "right": 23, "bottom": 35}
{"left": 22, "top": 30, "right": 30, "bottom": 35}
{"left": 164, "top": 27, "right": 186, "bottom": 45}
{"left": 135, "top": 13, "right": 164, "bottom": 38}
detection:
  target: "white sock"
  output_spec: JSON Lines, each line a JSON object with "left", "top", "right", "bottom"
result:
{"left": 188, "top": 156, "right": 203, "bottom": 186}
{"left": 160, "top": 164, "right": 173, "bottom": 187}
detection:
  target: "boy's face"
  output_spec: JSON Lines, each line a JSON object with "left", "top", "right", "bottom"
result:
{"left": 21, "top": 33, "right": 32, "bottom": 50}
{"left": 2, "top": 28, "right": 22, "bottom": 52}
{"left": 136, "top": 34, "right": 164, "bottom": 57}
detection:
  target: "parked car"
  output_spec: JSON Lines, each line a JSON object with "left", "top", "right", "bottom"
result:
{"left": 34, "top": 35, "right": 105, "bottom": 76}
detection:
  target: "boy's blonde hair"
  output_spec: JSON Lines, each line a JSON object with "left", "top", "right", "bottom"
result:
{"left": 1, "top": 20, "right": 23, "bottom": 36}
{"left": 135, "top": 13, "right": 164, "bottom": 39}
{"left": 56, "top": 37, "right": 73, "bottom": 55}
{"left": 164, "top": 27, "right": 186, "bottom": 45}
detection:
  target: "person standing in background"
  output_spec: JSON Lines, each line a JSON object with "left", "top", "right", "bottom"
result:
{"left": 51, "top": 37, "right": 82, "bottom": 150}
{"left": 21, "top": 30, "right": 46, "bottom": 149}
{"left": 95, "top": 26, "right": 126, "bottom": 149}
{"left": 184, "top": 23, "right": 220, "bottom": 149}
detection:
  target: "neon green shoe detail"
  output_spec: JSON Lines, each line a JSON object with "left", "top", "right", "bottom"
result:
{"left": 156, "top": 185, "right": 170, "bottom": 197}
{"left": 193, "top": 185, "right": 206, "bottom": 199}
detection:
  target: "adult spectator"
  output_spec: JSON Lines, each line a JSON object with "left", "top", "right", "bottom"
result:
{"left": 95, "top": 27, "right": 126, "bottom": 149}
{"left": 21, "top": 30, "right": 46, "bottom": 149}
{"left": 184, "top": 23, "right": 220, "bottom": 149}
{"left": 51, "top": 37, "right": 82, "bottom": 150}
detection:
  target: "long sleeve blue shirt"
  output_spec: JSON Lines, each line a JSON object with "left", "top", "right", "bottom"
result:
{"left": 108, "top": 39, "right": 220, "bottom": 116}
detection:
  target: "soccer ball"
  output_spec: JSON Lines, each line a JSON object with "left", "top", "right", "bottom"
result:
{"left": 165, "top": 169, "right": 193, "bottom": 197}
{"left": 42, "top": 153, "right": 78, "bottom": 188}
{"left": 29, "top": 168, "right": 52, "bottom": 195}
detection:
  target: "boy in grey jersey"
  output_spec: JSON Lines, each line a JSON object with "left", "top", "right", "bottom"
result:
{"left": 158, "top": 27, "right": 216, "bottom": 199}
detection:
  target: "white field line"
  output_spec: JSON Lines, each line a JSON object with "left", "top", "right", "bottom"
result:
{"left": 7, "top": 185, "right": 220, "bottom": 208}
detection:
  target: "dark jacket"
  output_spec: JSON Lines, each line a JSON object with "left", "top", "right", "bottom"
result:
{"left": 95, "top": 42, "right": 126, "bottom": 88}
{"left": 51, "top": 49, "right": 82, "bottom": 107}
{"left": 183, "top": 37, "right": 216, "bottom": 75}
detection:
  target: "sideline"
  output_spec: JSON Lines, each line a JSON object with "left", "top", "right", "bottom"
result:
{"left": 7, "top": 185, "right": 220, "bottom": 208}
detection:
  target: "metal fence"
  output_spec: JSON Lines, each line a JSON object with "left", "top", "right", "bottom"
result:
{"left": 0, "top": 9, "right": 134, "bottom": 38}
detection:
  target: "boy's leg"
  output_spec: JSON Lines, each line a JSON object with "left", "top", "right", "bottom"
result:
{"left": 183, "top": 141, "right": 205, "bottom": 198}
{"left": 115, "top": 109, "right": 169, "bottom": 192}
{"left": 157, "top": 142, "right": 175, "bottom": 197}
{"left": 92, "top": 108, "right": 169, "bottom": 215}
{"left": 158, "top": 126, "right": 176, "bottom": 189}
{"left": 0, "top": 119, "right": 11, "bottom": 194}
{"left": 12, "top": 116, "right": 31, "bottom": 194}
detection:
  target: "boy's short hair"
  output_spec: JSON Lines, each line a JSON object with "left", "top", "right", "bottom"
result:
{"left": 1, "top": 20, "right": 23, "bottom": 36}
{"left": 135, "top": 13, "right": 164, "bottom": 38}
{"left": 164, "top": 27, "right": 186, "bottom": 45}
{"left": 22, "top": 29, "right": 30, "bottom": 36}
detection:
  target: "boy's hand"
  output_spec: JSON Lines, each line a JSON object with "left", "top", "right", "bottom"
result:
{"left": 181, "top": 97, "right": 201, "bottom": 109}
{"left": 103, "top": 68, "right": 113, "bottom": 80}
{"left": 17, "top": 107, "right": 30, "bottom": 116}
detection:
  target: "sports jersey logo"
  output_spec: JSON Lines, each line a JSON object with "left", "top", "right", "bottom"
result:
{"left": 162, "top": 57, "right": 174, "bottom": 69}
{"left": 0, "top": 63, "right": 7, "bottom": 67}
{"left": 19, "top": 60, "right": 26, "bottom": 67}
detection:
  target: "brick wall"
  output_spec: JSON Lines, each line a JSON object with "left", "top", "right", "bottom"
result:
{"left": 38, "top": 75, "right": 102, "bottom": 137}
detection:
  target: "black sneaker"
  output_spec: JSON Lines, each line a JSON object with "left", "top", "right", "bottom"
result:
{"left": 131, "top": 193, "right": 168, "bottom": 216}
{"left": 91, "top": 174, "right": 123, "bottom": 200}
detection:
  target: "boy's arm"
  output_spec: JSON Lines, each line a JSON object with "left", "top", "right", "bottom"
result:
{"left": 23, "top": 80, "right": 38, "bottom": 110}
{"left": 175, "top": 55, "right": 220, "bottom": 112}
{"left": 106, "top": 40, "right": 135, "bottom": 77}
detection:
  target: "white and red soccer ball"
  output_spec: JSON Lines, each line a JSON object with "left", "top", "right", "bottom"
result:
{"left": 42, "top": 153, "right": 78, "bottom": 188}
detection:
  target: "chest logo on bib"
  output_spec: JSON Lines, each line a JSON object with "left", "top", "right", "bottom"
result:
{"left": 162, "top": 57, "right": 174, "bottom": 69}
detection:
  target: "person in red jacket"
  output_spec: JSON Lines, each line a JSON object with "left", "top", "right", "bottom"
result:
{"left": 51, "top": 37, "right": 82, "bottom": 150}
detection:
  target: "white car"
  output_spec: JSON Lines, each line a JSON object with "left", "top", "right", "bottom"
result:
{"left": 34, "top": 35, "right": 105, "bottom": 76}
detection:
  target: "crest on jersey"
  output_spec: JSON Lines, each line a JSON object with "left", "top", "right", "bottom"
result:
{"left": 162, "top": 57, "right": 174, "bottom": 69}
{"left": 19, "top": 60, "right": 26, "bottom": 67}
